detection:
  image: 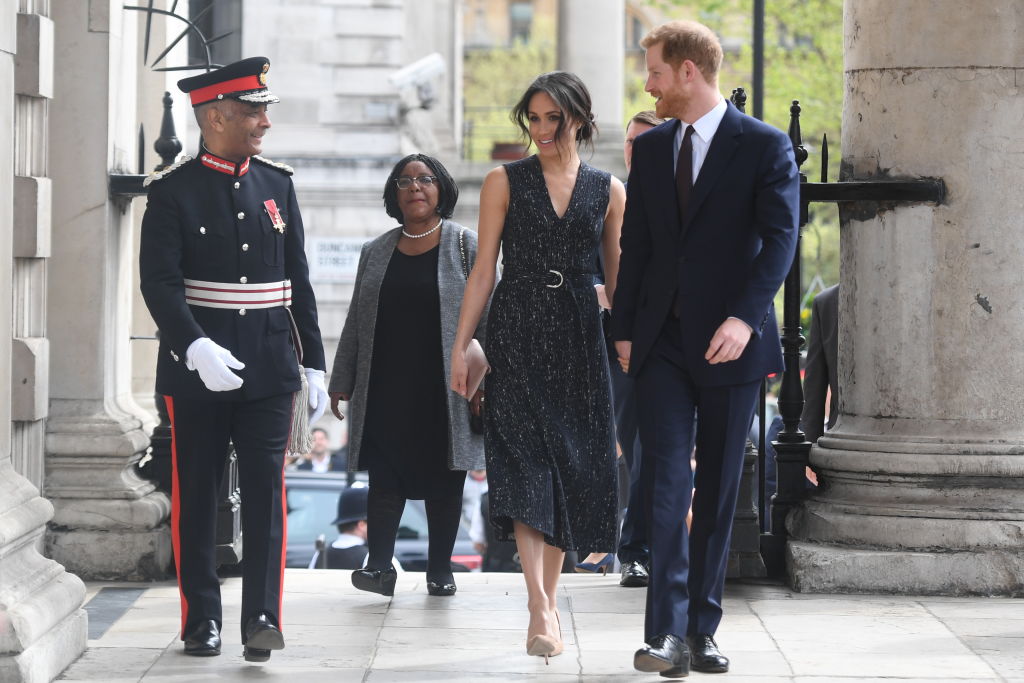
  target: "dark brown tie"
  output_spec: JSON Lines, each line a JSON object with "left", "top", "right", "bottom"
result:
{"left": 676, "top": 124, "right": 695, "bottom": 225}
{"left": 672, "top": 125, "right": 695, "bottom": 318}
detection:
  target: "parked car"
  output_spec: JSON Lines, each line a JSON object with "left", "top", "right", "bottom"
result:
{"left": 284, "top": 471, "right": 481, "bottom": 571}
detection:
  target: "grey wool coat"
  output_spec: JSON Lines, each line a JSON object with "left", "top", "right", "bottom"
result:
{"left": 328, "top": 220, "right": 490, "bottom": 473}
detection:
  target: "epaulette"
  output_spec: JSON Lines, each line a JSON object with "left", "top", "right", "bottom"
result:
{"left": 143, "top": 155, "right": 194, "bottom": 187}
{"left": 252, "top": 155, "right": 294, "bottom": 176}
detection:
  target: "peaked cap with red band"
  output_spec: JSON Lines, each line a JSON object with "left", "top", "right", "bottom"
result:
{"left": 177, "top": 56, "right": 280, "bottom": 107}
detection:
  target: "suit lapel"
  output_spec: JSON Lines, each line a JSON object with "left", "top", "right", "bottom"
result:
{"left": 680, "top": 102, "right": 743, "bottom": 238}
{"left": 649, "top": 120, "right": 683, "bottom": 237}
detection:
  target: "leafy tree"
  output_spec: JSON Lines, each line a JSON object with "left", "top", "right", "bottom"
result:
{"left": 631, "top": 0, "right": 843, "bottom": 294}
{"left": 462, "top": 17, "right": 556, "bottom": 162}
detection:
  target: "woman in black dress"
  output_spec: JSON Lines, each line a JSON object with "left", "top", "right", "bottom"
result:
{"left": 451, "top": 72, "right": 626, "bottom": 660}
{"left": 329, "top": 154, "right": 488, "bottom": 597}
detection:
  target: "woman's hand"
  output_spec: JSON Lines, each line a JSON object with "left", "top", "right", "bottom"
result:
{"left": 450, "top": 348, "right": 469, "bottom": 398}
{"left": 329, "top": 391, "right": 349, "bottom": 421}
{"left": 470, "top": 389, "right": 484, "bottom": 416}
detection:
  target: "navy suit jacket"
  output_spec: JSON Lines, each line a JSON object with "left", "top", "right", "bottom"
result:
{"left": 611, "top": 101, "right": 799, "bottom": 387}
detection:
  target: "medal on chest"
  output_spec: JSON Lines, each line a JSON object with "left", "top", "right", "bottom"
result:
{"left": 263, "top": 199, "right": 286, "bottom": 233}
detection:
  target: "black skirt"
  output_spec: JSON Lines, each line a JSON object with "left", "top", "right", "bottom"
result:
{"left": 361, "top": 245, "right": 464, "bottom": 500}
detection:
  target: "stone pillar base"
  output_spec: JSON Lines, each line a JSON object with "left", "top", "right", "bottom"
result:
{"left": 788, "top": 542, "right": 1024, "bottom": 596}
{"left": 787, "top": 424, "right": 1024, "bottom": 595}
{"left": 0, "top": 465, "right": 88, "bottom": 683}
{"left": 45, "top": 402, "right": 172, "bottom": 580}
{"left": 0, "top": 608, "right": 87, "bottom": 683}
{"left": 46, "top": 526, "right": 171, "bottom": 581}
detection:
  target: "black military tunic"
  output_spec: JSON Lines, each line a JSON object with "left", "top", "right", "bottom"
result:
{"left": 141, "top": 152, "right": 325, "bottom": 396}
{"left": 140, "top": 150, "right": 325, "bottom": 640}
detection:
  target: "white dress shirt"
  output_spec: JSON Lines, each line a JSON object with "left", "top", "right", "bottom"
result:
{"left": 672, "top": 96, "right": 728, "bottom": 180}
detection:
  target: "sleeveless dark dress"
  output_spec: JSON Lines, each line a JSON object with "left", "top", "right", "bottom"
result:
{"left": 484, "top": 156, "right": 618, "bottom": 552}
{"left": 362, "top": 245, "right": 466, "bottom": 500}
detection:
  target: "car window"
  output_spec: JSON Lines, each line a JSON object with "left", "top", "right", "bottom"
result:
{"left": 286, "top": 488, "right": 339, "bottom": 548}
{"left": 397, "top": 501, "right": 428, "bottom": 539}
{"left": 398, "top": 501, "right": 472, "bottom": 540}
{"left": 285, "top": 486, "right": 472, "bottom": 545}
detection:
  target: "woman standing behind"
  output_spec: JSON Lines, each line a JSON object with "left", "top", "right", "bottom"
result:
{"left": 329, "top": 154, "right": 488, "bottom": 598}
{"left": 451, "top": 72, "right": 626, "bottom": 661}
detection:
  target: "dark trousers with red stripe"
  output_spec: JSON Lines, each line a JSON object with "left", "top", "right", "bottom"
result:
{"left": 165, "top": 392, "right": 292, "bottom": 641}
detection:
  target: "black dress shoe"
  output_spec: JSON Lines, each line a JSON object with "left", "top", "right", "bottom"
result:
{"left": 242, "top": 613, "right": 284, "bottom": 663}
{"left": 619, "top": 560, "right": 650, "bottom": 588}
{"left": 352, "top": 566, "right": 398, "bottom": 596}
{"left": 686, "top": 634, "right": 729, "bottom": 673}
{"left": 183, "top": 619, "right": 221, "bottom": 656}
{"left": 634, "top": 633, "right": 689, "bottom": 678}
{"left": 426, "top": 580, "right": 457, "bottom": 596}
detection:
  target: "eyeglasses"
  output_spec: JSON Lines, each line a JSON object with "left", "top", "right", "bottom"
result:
{"left": 394, "top": 175, "right": 438, "bottom": 190}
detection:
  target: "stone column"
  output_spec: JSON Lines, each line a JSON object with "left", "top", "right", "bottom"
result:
{"left": 558, "top": 0, "right": 625, "bottom": 175}
{"left": 45, "top": 0, "right": 171, "bottom": 580}
{"left": 787, "top": 0, "right": 1024, "bottom": 594}
{"left": 0, "top": 2, "right": 87, "bottom": 681}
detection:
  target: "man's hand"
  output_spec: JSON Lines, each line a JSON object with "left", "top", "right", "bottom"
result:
{"left": 614, "top": 340, "right": 632, "bottom": 374}
{"left": 305, "top": 368, "right": 328, "bottom": 424}
{"left": 329, "top": 392, "right": 349, "bottom": 421}
{"left": 705, "top": 318, "right": 752, "bottom": 365}
{"left": 187, "top": 337, "right": 245, "bottom": 391}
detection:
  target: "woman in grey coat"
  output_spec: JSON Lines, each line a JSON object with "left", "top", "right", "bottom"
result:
{"left": 328, "top": 153, "right": 488, "bottom": 598}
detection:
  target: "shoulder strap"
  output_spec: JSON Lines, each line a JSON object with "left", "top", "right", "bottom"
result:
{"left": 458, "top": 227, "right": 468, "bottom": 280}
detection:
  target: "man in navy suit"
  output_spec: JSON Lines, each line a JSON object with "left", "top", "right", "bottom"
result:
{"left": 612, "top": 20, "right": 799, "bottom": 677}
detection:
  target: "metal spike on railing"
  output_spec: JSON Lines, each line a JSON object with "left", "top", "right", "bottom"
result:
{"left": 137, "top": 124, "right": 145, "bottom": 174}
{"left": 731, "top": 87, "right": 747, "bottom": 114}
{"left": 788, "top": 100, "right": 808, "bottom": 170}
{"left": 154, "top": 92, "right": 182, "bottom": 171}
{"left": 821, "top": 134, "right": 829, "bottom": 183}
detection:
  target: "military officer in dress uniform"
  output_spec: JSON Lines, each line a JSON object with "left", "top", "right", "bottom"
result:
{"left": 139, "top": 56, "right": 328, "bottom": 663}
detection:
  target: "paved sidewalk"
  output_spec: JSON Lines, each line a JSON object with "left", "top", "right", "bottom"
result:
{"left": 60, "top": 570, "right": 1023, "bottom": 682}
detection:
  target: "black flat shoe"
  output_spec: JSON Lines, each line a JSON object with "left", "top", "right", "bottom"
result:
{"left": 634, "top": 633, "right": 689, "bottom": 677}
{"left": 619, "top": 560, "right": 650, "bottom": 588}
{"left": 352, "top": 566, "right": 397, "bottom": 596}
{"left": 686, "top": 634, "right": 729, "bottom": 673}
{"left": 242, "top": 612, "right": 284, "bottom": 663}
{"left": 183, "top": 619, "right": 221, "bottom": 657}
{"left": 426, "top": 580, "right": 457, "bottom": 596}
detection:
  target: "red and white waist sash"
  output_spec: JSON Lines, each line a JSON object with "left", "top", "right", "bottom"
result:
{"left": 183, "top": 278, "right": 292, "bottom": 309}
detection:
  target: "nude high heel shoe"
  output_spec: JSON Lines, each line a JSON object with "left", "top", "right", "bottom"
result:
{"left": 526, "top": 608, "right": 563, "bottom": 664}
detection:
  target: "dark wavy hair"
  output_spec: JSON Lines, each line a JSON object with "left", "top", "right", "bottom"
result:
{"left": 511, "top": 71, "right": 597, "bottom": 155}
{"left": 382, "top": 153, "right": 459, "bottom": 223}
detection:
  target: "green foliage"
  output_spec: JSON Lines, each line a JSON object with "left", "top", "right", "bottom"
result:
{"left": 462, "top": 19, "right": 556, "bottom": 162}
{"left": 633, "top": 0, "right": 844, "bottom": 291}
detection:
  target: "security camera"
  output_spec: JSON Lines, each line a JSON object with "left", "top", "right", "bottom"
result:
{"left": 388, "top": 53, "right": 446, "bottom": 92}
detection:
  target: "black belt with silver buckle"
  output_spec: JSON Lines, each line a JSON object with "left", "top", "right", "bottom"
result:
{"left": 502, "top": 268, "right": 592, "bottom": 289}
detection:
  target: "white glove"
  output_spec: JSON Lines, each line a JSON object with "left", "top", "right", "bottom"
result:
{"left": 186, "top": 337, "right": 245, "bottom": 392}
{"left": 305, "top": 368, "right": 328, "bottom": 424}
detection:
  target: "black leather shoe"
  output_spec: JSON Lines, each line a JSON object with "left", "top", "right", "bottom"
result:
{"left": 634, "top": 633, "right": 689, "bottom": 677}
{"left": 686, "top": 634, "right": 729, "bottom": 673}
{"left": 352, "top": 566, "right": 398, "bottom": 596}
{"left": 183, "top": 619, "right": 221, "bottom": 656}
{"left": 426, "top": 580, "right": 457, "bottom": 596}
{"left": 242, "top": 613, "right": 284, "bottom": 663}
{"left": 619, "top": 560, "right": 650, "bottom": 588}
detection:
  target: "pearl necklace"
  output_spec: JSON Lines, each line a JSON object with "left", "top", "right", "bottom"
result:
{"left": 402, "top": 218, "right": 442, "bottom": 239}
